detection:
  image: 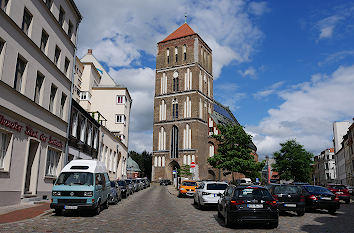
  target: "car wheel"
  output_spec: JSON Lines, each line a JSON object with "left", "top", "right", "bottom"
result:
{"left": 193, "top": 197, "right": 197, "bottom": 205}
{"left": 197, "top": 198, "right": 203, "bottom": 210}
{"left": 217, "top": 206, "right": 222, "bottom": 218}
{"left": 114, "top": 195, "right": 119, "bottom": 204}
{"left": 224, "top": 211, "right": 232, "bottom": 228}
{"left": 104, "top": 199, "right": 109, "bottom": 209}
{"left": 95, "top": 202, "right": 101, "bottom": 215}
{"left": 54, "top": 208, "right": 62, "bottom": 216}
{"left": 297, "top": 210, "right": 305, "bottom": 216}
{"left": 268, "top": 221, "right": 279, "bottom": 229}
{"left": 328, "top": 208, "right": 336, "bottom": 214}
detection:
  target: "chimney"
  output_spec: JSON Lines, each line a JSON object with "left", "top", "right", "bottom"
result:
{"left": 88, "top": 49, "right": 92, "bottom": 54}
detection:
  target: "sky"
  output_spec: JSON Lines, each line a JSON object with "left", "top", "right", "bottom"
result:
{"left": 75, "top": 0, "right": 354, "bottom": 159}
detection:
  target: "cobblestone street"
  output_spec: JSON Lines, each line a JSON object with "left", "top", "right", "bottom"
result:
{"left": 0, "top": 184, "right": 353, "bottom": 233}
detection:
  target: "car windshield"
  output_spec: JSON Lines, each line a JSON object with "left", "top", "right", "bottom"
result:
{"left": 234, "top": 188, "right": 272, "bottom": 199}
{"left": 206, "top": 183, "right": 228, "bottom": 190}
{"left": 274, "top": 185, "right": 301, "bottom": 194}
{"left": 56, "top": 172, "right": 93, "bottom": 186}
{"left": 329, "top": 185, "right": 346, "bottom": 190}
{"left": 118, "top": 181, "right": 126, "bottom": 186}
{"left": 304, "top": 186, "right": 333, "bottom": 194}
{"left": 182, "top": 182, "right": 197, "bottom": 186}
{"left": 110, "top": 181, "right": 116, "bottom": 187}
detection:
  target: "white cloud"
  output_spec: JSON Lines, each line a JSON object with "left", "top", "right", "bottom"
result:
{"left": 247, "top": 65, "right": 354, "bottom": 158}
{"left": 239, "top": 67, "right": 257, "bottom": 78}
{"left": 214, "top": 82, "right": 245, "bottom": 111}
{"left": 253, "top": 81, "right": 285, "bottom": 99}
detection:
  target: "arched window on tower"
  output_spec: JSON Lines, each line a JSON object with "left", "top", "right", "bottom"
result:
{"left": 171, "top": 125, "right": 179, "bottom": 158}
{"left": 162, "top": 156, "right": 165, "bottom": 167}
{"left": 172, "top": 98, "right": 178, "bottom": 119}
{"left": 175, "top": 46, "right": 178, "bottom": 63}
{"left": 183, "top": 44, "right": 187, "bottom": 61}
{"left": 159, "top": 100, "right": 166, "bottom": 121}
{"left": 167, "top": 48, "right": 170, "bottom": 64}
{"left": 158, "top": 127, "right": 166, "bottom": 150}
{"left": 184, "top": 124, "right": 191, "bottom": 149}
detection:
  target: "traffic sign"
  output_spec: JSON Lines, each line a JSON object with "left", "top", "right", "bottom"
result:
{"left": 190, "top": 162, "right": 196, "bottom": 168}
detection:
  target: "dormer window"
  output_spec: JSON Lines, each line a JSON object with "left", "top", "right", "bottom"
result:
{"left": 175, "top": 47, "right": 178, "bottom": 63}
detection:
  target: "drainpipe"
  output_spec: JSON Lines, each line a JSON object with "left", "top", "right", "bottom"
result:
{"left": 64, "top": 24, "right": 80, "bottom": 166}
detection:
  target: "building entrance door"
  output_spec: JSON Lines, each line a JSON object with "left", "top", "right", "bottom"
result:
{"left": 168, "top": 160, "right": 180, "bottom": 188}
{"left": 24, "top": 139, "right": 40, "bottom": 195}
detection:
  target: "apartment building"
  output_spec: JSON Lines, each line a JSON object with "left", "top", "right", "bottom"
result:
{"left": 313, "top": 148, "right": 336, "bottom": 186}
{"left": 0, "top": 0, "right": 81, "bottom": 206}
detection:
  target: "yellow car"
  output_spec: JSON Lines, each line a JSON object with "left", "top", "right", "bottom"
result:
{"left": 178, "top": 180, "right": 198, "bottom": 197}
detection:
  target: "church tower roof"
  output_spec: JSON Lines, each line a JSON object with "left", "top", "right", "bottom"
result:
{"left": 159, "top": 23, "right": 196, "bottom": 43}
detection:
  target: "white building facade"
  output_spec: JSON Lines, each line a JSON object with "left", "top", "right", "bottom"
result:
{"left": 0, "top": 0, "right": 81, "bottom": 206}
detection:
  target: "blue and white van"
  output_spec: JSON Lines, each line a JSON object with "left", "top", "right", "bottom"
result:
{"left": 50, "top": 160, "right": 110, "bottom": 215}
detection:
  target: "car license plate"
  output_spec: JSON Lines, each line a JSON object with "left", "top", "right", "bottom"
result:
{"left": 336, "top": 192, "right": 343, "bottom": 194}
{"left": 321, "top": 197, "right": 331, "bottom": 200}
{"left": 64, "top": 206, "right": 78, "bottom": 210}
{"left": 284, "top": 204, "right": 296, "bottom": 207}
{"left": 247, "top": 204, "right": 263, "bottom": 208}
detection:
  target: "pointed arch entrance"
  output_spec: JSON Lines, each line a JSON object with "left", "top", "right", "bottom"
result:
{"left": 168, "top": 160, "right": 180, "bottom": 187}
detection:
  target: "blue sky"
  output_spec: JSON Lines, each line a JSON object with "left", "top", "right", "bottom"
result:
{"left": 76, "top": 0, "right": 354, "bottom": 158}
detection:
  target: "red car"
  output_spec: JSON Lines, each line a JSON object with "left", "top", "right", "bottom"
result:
{"left": 327, "top": 184, "right": 350, "bottom": 204}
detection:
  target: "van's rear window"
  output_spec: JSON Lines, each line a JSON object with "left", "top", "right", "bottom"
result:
{"left": 70, "top": 166, "right": 89, "bottom": 169}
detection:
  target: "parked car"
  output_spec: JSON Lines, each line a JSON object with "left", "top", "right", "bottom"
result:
{"left": 109, "top": 181, "right": 122, "bottom": 204}
{"left": 235, "top": 178, "right": 252, "bottom": 186}
{"left": 142, "top": 177, "right": 150, "bottom": 188}
{"left": 194, "top": 181, "right": 228, "bottom": 209}
{"left": 347, "top": 186, "right": 353, "bottom": 195}
{"left": 178, "top": 180, "right": 198, "bottom": 197}
{"left": 136, "top": 179, "right": 144, "bottom": 190}
{"left": 125, "top": 179, "right": 135, "bottom": 195}
{"left": 51, "top": 160, "right": 110, "bottom": 215}
{"left": 131, "top": 179, "right": 140, "bottom": 192}
{"left": 117, "top": 180, "right": 130, "bottom": 198}
{"left": 160, "top": 179, "right": 172, "bottom": 186}
{"left": 217, "top": 185, "right": 278, "bottom": 228}
{"left": 301, "top": 185, "right": 340, "bottom": 214}
{"left": 327, "top": 184, "right": 350, "bottom": 204}
{"left": 268, "top": 184, "right": 306, "bottom": 216}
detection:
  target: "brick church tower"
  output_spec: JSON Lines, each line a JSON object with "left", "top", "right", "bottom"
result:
{"left": 152, "top": 23, "right": 214, "bottom": 183}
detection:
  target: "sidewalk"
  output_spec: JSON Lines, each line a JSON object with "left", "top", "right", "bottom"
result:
{"left": 166, "top": 184, "right": 179, "bottom": 196}
{"left": 0, "top": 202, "right": 51, "bottom": 224}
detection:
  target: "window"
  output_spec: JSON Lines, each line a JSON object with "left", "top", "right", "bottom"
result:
{"left": 161, "top": 73, "right": 167, "bottom": 94}
{"left": 184, "top": 68, "right": 192, "bottom": 90}
{"left": 79, "top": 117, "right": 86, "bottom": 142}
{"left": 93, "top": 128, "right": 98, "bottom": 149}
{"left": 80, "top": 91, "right": 90, "bottom": 101}
{"left": 14, "top": 55, "right": 27, "bottom": 92}
{"left": 64, "top": 57, "right": 70, "bottom": 74}
{"left": 159, "top": 100, "right": 166, "bottom": 121}
{"left": 166, "top": 48, "right": 170, "bottom": 64}
{"left": 45, "top": 148, "right": 60, "bottom": 176}
{"left": 158, "top": 127, "right": 166, "bottom": 150}
{"left": 0, "top": 132, "right": 9, "bottom": 169}
{"left": 173, "top": 77, "right": 179, "bottom": 92}
{"left": 171, "top": 125, "right": 178, "bottom": 158}
{"left": 22, "top": 8, "right": 33, "bottom": 35}
{"left": 115, "top": 114, "right": 126, "bottom": 123}
{"left": 183, "top": 124, "right": 191, "bottom": 149}
{"left": 175, "top": 47, "right": 178, "bottom": 63}
{"left": 54, "top": 46, "right": 61, "bottom": 66}
{"left": 71, "top": 110, "right": 78, "bottom": 137}
{"left": 116, "top": 95, "right": 125, "bottom": 104}
{"left": 44, "top": 0, "right": 53, "bottom": 10}
{"left": 87, "top": 123, "right": 92, "bottom": 146}
{"left": 40, "top": 29, "right": 49, "bottom": 53}
{"left": 154, "top": 156, "right": 157, "bottom": 167}
{"left": 34, "top": 72, "right": 44, "bottom": 104}
{"left": 183, "top": 44, "right": 186, "bottom": 61}
{"left": 184, "top": 96, "right": 191, "bottom": 118}
{"left": 59, "top": 93, "right": 67, "bottom": 118}
{"left": 172, "top": 98, "right": 178, "bottom": 119}
{"left": 0, "top": 38, "right": 4, "bottom": 54}
{"left": 49, "top": 84, "right": 57, "bottom": 113}
{"left": 0, "top": 0, "right": 9, "bottom": 12}
{"left": 68, "top": 21, "right": 73, "bottom": 38}
{"left": 58, "top": 7, "right": 65, "bottom": 27}
{"left": 209, "top": 144, "right": 214, "bottom": 157}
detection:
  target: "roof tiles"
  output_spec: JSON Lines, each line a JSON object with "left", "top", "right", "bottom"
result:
{"left": 159, "top": 23, "right": 196, "bottom": 43}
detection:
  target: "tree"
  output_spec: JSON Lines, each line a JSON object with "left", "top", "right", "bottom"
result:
{"left": 178, "top": 165, "right": 192, "bottom": 177}
{"left": 128, "top": 150, "right": 152, "bottom": 180}
{"left": 272, "top": 139, "right": 314, "bottom": 182}
{"left": 207, "top": 124, "right": 264, "bottom": 181}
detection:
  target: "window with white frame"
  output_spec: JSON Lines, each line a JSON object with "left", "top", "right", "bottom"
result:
{"left": 184, "top": 96, "right": 191, "bottom": 118}
{"left": 158, "top": 127, "right": 166, "bottom": 151}
{"left": 158, "top": 156, "right": 162, "bottom": 167}
{"left": 184, "top": 68, "right": 192, "bottom": 90}
{"left": 14, "top": 55, "right": 27, "bottom": 92}
{"left": 162, "top": 156, "right": 165, "bottom": 167}
{"left": 116, "top": 95, "right": 126, "bottom": 104}
{"left": 159, "top": 100, "right": 166, "bottom": 121}
{"left": 0, "top": 0, "right": 9, "bottom": 12}
{"left": 79, "top": 91, "right": 90, "bottom": 101}
{"left": 115, "top": 114, "right": 126, "bottom": 124}
{"left": 161, "top": 73, "right": 167, "bottom": 94}
{"left": 79, "top": 117, "right": 86, "bottom": 142}
{"left": 183, "top": 124, "right": 191, "bottom": 149}
{"left": 45, "top": 148, "right": 60, "bottom": 176}
{"left": 0, "top": 132, "right": 10, "bottom": 169}
{"left": 71, "top": 110, "right": 78, "bottom": 137}
{"left": 22, "top": 8, "right": 33, "bottom": 36}
{"left": 49, "top": 84, "right": 57, "bottom": 113}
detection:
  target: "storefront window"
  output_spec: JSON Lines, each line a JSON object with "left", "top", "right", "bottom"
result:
{"left": 0, "top": 132, "right": 9, "bottom": 169}
{"left": 46, "top": 148, "right": 60, "bottom": 176}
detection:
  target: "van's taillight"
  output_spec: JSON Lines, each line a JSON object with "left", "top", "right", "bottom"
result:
{"left": 92, "top": 199, "right": 95, "bottom": 203}
{"left": 308, "top": 195, "right": 317, "bottom": 200}
{"left": 272, "top": 195, "right": 278, "bottom": 200}
{"left": 230, "top": 200, "right": 244, "bottom": 205}
{"left": 266, "top": 200, "right": 277, "bottom": 206}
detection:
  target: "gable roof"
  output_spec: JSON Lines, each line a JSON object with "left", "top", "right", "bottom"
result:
{"left": 159, "top": 23, "right": 196, "bottom": 43}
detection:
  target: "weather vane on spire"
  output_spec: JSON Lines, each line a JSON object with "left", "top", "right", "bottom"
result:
{"left": 184, "top": 12, "right": 187, "bottom": 23}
